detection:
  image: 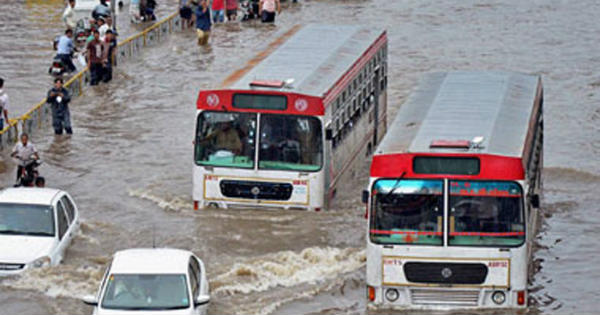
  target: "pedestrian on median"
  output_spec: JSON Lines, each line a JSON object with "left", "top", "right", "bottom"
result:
{"left": 47, "top": 78, "right": 73, "bottom": 135}
{"left": 195, "top": 0, "right": 212, "bottom": 46}
{"left": 212, "top": 0, "right": 225, "bottom": 23}
{"left": 103, "top": 30, "right": 118, "bottom": 83}
{"left": 259, "top": 0, "right": 280, "bottom": 23}
{"left": 226, "top": 0, "right": 238, "bottom": 21}
{"left": 57, "top": 29, "right": 77, "bottom": 73}
{"left": 62, "top": 0, "right": 77, "bottom": 30}
{"left": 0, "top": 78, "right": 11, "bottom": 130}
{"left": 87, "top": 30, "right": 107, "bottom": 85}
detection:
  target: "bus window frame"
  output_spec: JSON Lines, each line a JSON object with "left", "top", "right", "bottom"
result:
{"left": 257, "top": 113, "right": 325, "bottom": 173}
{"left": 368, "top": 178, "right": 528, "bottom": 248}
{"left": 194, "top": 111, "right": 258, "bottom": 169}
{"left": 447, "top": 179, "right": 527, "bottom": 248}
{"left": 369, "top": 177, "right": 445, "bottom": 247}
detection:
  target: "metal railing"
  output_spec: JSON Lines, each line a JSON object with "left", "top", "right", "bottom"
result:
{"left": 0, "top": 11, "right": 184, "bottom": 148}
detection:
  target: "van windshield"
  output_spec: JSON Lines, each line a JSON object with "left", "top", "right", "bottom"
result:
{"left": 370, "top": 180, "right": 444, "bottom": 245}
{"left": 0, "top": 203, "right": 55, "bottom": 237}
{"left": 101, "top": 274, "right": 190, "bottom": 310}
{"left": 448, "top": 181, "right": 525, "bottom": 246}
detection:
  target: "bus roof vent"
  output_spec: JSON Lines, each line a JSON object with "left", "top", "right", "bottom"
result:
{"left": 249, "top": 80, "right": 285, "bottom": 88}
{"left": 430, "top": 140, "right": 471, "bottom": 149}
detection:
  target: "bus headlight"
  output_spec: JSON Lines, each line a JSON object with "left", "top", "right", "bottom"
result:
{"left": 492, "top": 291, "right": 506, "bottom": 305}
{"left": 385, "top": 288, "right": 399, "bottom": 302}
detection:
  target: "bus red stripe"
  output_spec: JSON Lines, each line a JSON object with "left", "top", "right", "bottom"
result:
{"left": 370, "top": 229, "right": 442, "bottom": 236}
{"left": 450, "top": 232, "right": 525, "bottom": 236}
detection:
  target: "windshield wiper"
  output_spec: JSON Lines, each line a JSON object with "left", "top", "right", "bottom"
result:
{"left": 380, "top": 172, "right": 406, "bottom": 203}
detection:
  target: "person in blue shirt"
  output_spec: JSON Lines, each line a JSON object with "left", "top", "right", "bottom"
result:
{"left": 195, "top": 0, "right": 211, "bottom": 46}
{"left": 56, "top": 29, "right": 77, "bottom": 73}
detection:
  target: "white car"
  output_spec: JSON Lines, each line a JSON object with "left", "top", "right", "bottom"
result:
{"left": 0, "top": 188, "right": 79, "bottom": 275}
{"left": 83, "top": 248, "right": 210, "bottom": 315}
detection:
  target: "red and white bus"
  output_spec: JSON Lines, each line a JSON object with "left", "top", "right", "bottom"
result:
{"left": 365, "top": 71, "right": 543, "bottom": 310}
{"left": 193, "top": 24, "right": 387, "bottom": 211}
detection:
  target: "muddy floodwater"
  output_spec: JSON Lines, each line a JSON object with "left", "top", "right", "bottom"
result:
{"left": 0, "top": 0, "right": 599, "bottom": 314}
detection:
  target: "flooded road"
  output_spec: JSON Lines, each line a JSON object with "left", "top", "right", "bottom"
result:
{"left": 0, "top": 0, "right": 599, "bottom": 314}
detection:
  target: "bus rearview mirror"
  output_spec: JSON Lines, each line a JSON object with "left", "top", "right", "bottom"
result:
{"left": 325, "top": 128, "right": 333, "bottom": 140}
{"left": 362, "top": 190, "right": 369, "bottom": 204}
{"left": 530, "top": 194, "right": 540, "bottom": 208}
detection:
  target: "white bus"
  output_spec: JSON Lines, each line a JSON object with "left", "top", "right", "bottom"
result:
{"left": 193, "top": 24, "right": 388, "bottom": 211}
{"left": 365, "top": 71, "right": 543, "bottom": 310}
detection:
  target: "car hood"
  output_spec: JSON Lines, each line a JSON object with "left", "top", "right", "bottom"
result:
{"left": 0, "top": 235, "right": 56, "bottom": 264}
{"left": 97, "top": 308, "right": 195, "bottom": 315}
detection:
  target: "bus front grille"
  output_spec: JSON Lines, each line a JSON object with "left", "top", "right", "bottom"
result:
{"left": 411, "top": 289, "right": 480, "bottom": 306}
{"left": 404, "top": 262, "right": 488, "bottom": 284}
{"left": 220, "top": 180, "right": 293, "bottom": 201}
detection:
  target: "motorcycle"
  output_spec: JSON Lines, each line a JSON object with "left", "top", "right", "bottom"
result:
{"left": 14, "top": 156, "right": 43, "bottom": 187}
{"left": 48, "top": 55, "right": 67, "bottom": 77}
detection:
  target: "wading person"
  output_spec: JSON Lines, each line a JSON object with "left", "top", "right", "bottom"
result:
{"left": 87, "top": 30, "right": 106, "bottom": 85}
{"left": 0, "top": 78, "right": 11, "bottom": 130}
{"left": 259, "top": 0, "right": 280, "bottom": 23}
{"left": 226, "top": 0, "right": 238, "bottom": 21}
{"left": 62, "top": 0, "right": 77, "bottom": 30}
{"left": 47, "top": 78, "right": 73, "bottom": 135}
{"left": 103, "top": 30, "right": 117, "bottom": 83}
{"left": 212, "top": 0, "right": 225, "bottom": 23}
{"left": 195, "top": 0, "right": 211, "bottom": 46}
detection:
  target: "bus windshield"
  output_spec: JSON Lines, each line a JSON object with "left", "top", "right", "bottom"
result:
{"left": 195, "top": 112, "right": 257, "bottom": 168}
{"left": 449, "top": 181, "right": 525, "bottom": 247}
{"left": 370, "top": 179, "right": 444, "bottom": 245}
{"left": 258, "top": 115, "right": 323, "bottom": 172}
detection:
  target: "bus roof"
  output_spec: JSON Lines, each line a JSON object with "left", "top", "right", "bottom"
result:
{"left": 376, "top": 71, "right": 542, "bottom": 158}
{"left": 225, "top": 24, "right": 386, "bottom": 99}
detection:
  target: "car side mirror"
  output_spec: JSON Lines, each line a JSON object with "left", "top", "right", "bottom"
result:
{"left": 82, "top": 295, "right": 98, "bottom": 306}
{"left": 362, "top": 190, "right": 369, "bottom": 204}
{"left": 194, "top": 294, "right": 210, "bottom": 307}
{"left": 530, "top": 194, "right": 540, "bottom": 208}
{"left": 325, "top": 128, "right": 333, "bottom": 140}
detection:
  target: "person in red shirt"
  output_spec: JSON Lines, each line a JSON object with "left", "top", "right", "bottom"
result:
{"left": 86, "top": 30, "right": 107, "bottom": 85}
{"left": 225, "top": 0, "right": 238, "bottom": 21}
{"left": 212, "top": 0, "right": 225, "bottom": 23}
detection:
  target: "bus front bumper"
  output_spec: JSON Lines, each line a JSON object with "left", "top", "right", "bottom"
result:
{"left": 367, "top": 286, "right": 527, "bottom": 310}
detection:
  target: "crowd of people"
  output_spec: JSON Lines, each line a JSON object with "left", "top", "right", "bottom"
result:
{"left": 180, "top": 0, "right": 284, "bottom": 46}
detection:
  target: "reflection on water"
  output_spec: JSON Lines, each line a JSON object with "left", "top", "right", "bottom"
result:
{"left": 1, "top": 0, "right": 599, "bottom": 314}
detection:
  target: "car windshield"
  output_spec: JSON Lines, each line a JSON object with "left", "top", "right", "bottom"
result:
{"left": 370, "top": 180, "right": 444, "bottom": 245}
{"left": 448, "top": 181, "right": 525, "bottom": 247}
{"left": 195, "top": 112, "right": 257, "bottom": 169}
{"left": 258, "top": 115, "right": 323, "bottom": 171}
{"left": 101, "top": 274, "right": 190, "bottom": 310}
{"left": 0, "top": 203, "right": 55, "bottom": 237}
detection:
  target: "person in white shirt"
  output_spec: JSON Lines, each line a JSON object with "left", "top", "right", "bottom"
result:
{"left": 10, "top": 134, "right": 40, "bottom": 184}
{"left": 62, "top": 0, "right": 77, "bottom": 30}
{"left": 0, "top": 78, "right": 11, "bottom": 130}
{"left": 98, "top": 18, "right": 109, "bottom": 41}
